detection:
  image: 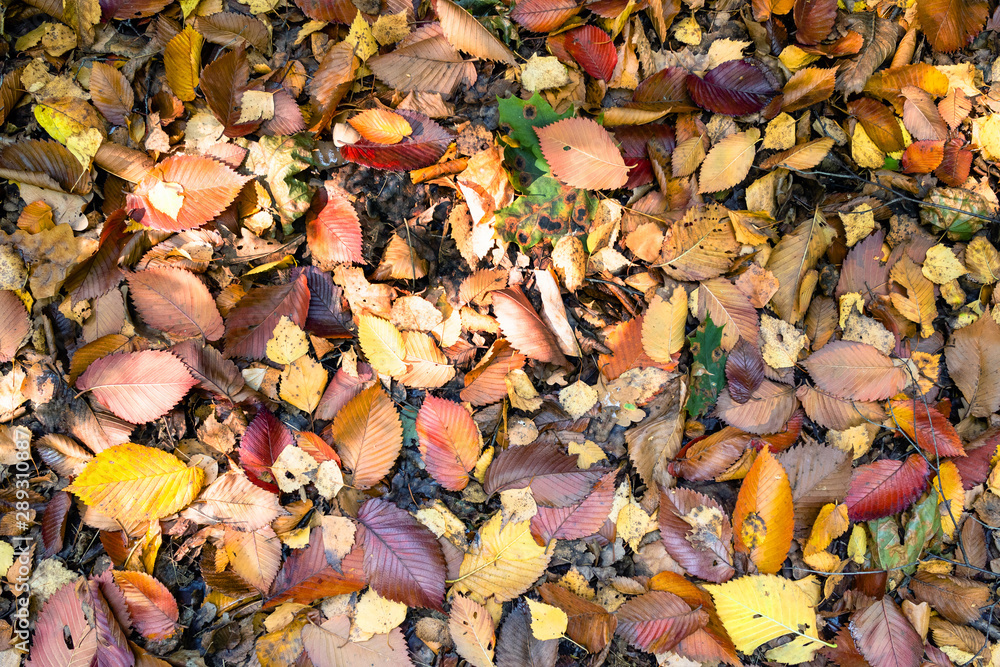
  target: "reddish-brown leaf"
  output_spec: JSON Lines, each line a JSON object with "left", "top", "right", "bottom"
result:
{"left": 417, "top": 396, "right": 481, "bottom": 491}
{"left": 659, "top": 487, "right": 735, "bottom": 582}
{"left": 194, "top": 12, "right": 271, "bottom": 53}
{"left": 910, "top": 571, "right": 990, "bottom": 623}
{"left": 917, "top": 0, "right": 988, "bottom": 52}
{"left": 89, "top": 62, "right": 134, "bottom": 126}
{"left": 953, "top": 430, "right": 1000, "bottom": 489}
{"left": 341, "top": 110, "right": 452, "bottom": 170}
{"left": 0, "top": 139, "right": 92, "bottom": 194}
{"left": 599, "top": 314, "right": 677, "bottom": 380}
{"left": 492, "top": 286, "right": 568, "bottom": 366}
{"left": 781, "top": 67, "right": 837, "bottom": 112}
{"left": 687, "top": 61, "right": 777, "bottom": 116}
{"left": 127, "top": 154, "right": 251, "bottom": 232}
{"left": 200, "top": 47, "right": 261, "bottom": 137}
{"left": 65, "top": 210, "right": 132, "bottom": 301}
{"left": 305, "top": 182, "right": 363, "bottom": 267}
{"left": 266, "top": 526, "right": 366, "bottom": 607}
{"left": 239, "top": 408, "right": 292, "bottom": 494}
{"left": 835, "top": 229, "right": 890, "bottom": 302}
{"left": 314, "top": 363, "right": 374, "bottom": 421}
{"left": 173, "top": 339, "right": 250, "bottom": 404}
{"left": 326, "top": 384, "right": 403, "bottom": 490}
{"left": 845, "top": 453, "right": 931, "bottom": 521}
{"left": 0, "top": 291, "right": 29, "bottom": 363}
{"left": 510, "top": 0, "right": 580, "bottom": 31}
{"left": 889, "top": 400, "right": 964, "bottom": 457}
{"left": 802, "top": 340, "right": 909, "bottom": 401}
{"left": 724, "top": 338, "right": 765, "bottom": 404}
{"left": 797, "top": 384, "right": 886, "bottom": 430}
{"left": 369, "top": 24, "right": 476, "bottom": 96}
{"left": 794, "top": 0, "right": 837, "bottom": 44}
{"left": 26, "top": 581, "right": 98, "bottom": 667}
{"left": 530, "top": 470, "right": 617, "bottom": 542}
{"left": 938, "top": 89, "right": 972, "bottom": 129}
{"left": 310, "top": 41, "right": 359, "bottom": 132}
{"left": 357, "top": 497, "right": 447, "bottom": 611}
{"left": 41, "top": 490, "right": 71, "bottom": 558}
{"left": 76, "top": 350, "right": 197, "bottom": 424}
{"left": 850, "top": 598, "right": 922, "bottom": 667}
{"left": 616, "top": 591, "right": 709, "bottom": 653}
{"left": 935, "top": 138, "right": 973, "bottom": 187}
{"left": 631, "top": 67, "right": 699, "bottom": 113}
{"left": 485, "top": 442, "right": 611, "bottom": 507}
{"left": 126, "top": 267, "right": 224, "bottom": 341}
{"left": 902, "top": 86, "right": 948, "bottom": 140}
{"left": 732, "top": 447, "right": 794, "bottom": 574}
{"left": 539, "top": 583, "right": 618, "bottom": 653}
{"left": 669, "top": 427, "right": 753, "bottom": 482}
{"left": 113, "top": 571, "right": 179, "bottom": 640}
{"left": 714, "top": 380, "right": 799, "bottom": 435}
{"left": 224, "top": 274, "right": 310, "bottom": 359}
{"left": 647, "top": 572, "right": 740, "bottom": 667}
{"left": 565, "top": 25, "right": 617, "bottom": 81}
{"left": 848, "top": 97, "right": 905, "bottom": 153}
{"left": 461, "top": 339, "right": 527, "bottom": 406}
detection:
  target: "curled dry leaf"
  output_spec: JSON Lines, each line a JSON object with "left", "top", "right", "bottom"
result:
{"left": 492, "top": 286, "right": 568, "bottom": 366}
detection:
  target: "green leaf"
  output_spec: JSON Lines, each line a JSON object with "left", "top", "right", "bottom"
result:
{"left": 497, "top": 92, "right": 572, "bottom": 191}
{"left": 494, "top": 175, "right": 596, "bottom": 249}
{"left": 902, "top": 491, "right": 940, "bottom": 568}
{"left": 869, "top": 516, "right": 908, "bottom": 571}
{"left": 245, "top": 134, "right": 316, "bottom": 227}
{"left": 686, "top": 314, "right": 727, "bottom": 418}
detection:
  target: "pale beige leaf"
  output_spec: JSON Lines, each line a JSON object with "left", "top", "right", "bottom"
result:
{"left": 657, "top": 204, "right": 740, "bottom": 281}
{"left": 765, "top": 211, "right": 835, "bottom": 324}
{"left": 437, "top": 0, "right": 517, "bottom": 63}
{"left": 184, "top": 471, "right": 286, "bottom": 531}
{"left": 642, "top": 286, "right": 687, "bottom": 362}
{"left": 698, "top": 128, "right": 759, "bottom": 194}
{"left": 450, "top": 596, "right": 496, "bottom": 667}
{"left": 398, "top": 332, "right": 456, "bottom": 388}
{"left": 715, "top": 380, "right": 799, "bottom": 434}
{"left": 224, "top": 526, "right": 281, "bottom": 591}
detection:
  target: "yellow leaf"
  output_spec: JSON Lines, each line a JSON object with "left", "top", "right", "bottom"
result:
{"left": 279, "top": 356, "right": 328, "bottom": 413}
{"left": 642, "top": 286, "right": 687, "bottom": 362}
{"left": 67, "top": 442, "right": 204, "bottom": 524}
{"left": 922, "top": 244, "right": 967, "bottom": 285}
{"left": 34, "top": 97, "right": 105, "bottom": 146}
{"left": 526, "top": 598, "right": 568, "bottom": 641}
{"left": 851, "top": 123, "right": 885, "bottom": 169}
{"left": 698, "top": 128, "right": 759, "bottom": 194}
{"left": 705, "top": 575, "right": 830, "bottom": 661}
{"left": 453, "top": 513, "right": 552, "bottom": 602}
{"left": 358, "top": 314, "right": 408, "bottom": 377}
{"left": 804, "top": 503, "right": 849, "bottom": 555}
{"left": 353, "top": 589, "right": 408, "bottom": 636}
{"left": 617, "top": 500, "right": 653, "bottom": 552}
{"left": 449, "top": 596, "right": 496, "bottom": 667}
{"left": 567, "top": 440, "right": 607, "bottom": 468}
{"left": 762, "top": 113, "right": 796, "bottom": 151}
{"left": 147, "top": 181, "right": 185, "bottom": 221}
{"left": 164, "top": 26, "right": 203, "bottom": 102}
{"left": 267, "top": 316, "right": 309, "bottom": 365}
{"left": 847, "top": 524, "right": 867, "bottom": 564}
{"left": 66, "top": 127, "right": 103, "bottom": 167}
{"left": 348, "top": 109, "right": 413, "bottom": 145}
{"left": 933, "top": 460, "right": 964, "bottom": 538}
{"left": 371, "top": 11, "right": 410, "bottom": 45}
{"left": 346, "top": 11, "right": 379, "bottom": 61}
{"left": 890, "top": 255, "right": 937, "bottom": 338}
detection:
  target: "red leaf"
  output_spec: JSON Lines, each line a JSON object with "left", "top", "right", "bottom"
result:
{"left": 240, "top": 408, "right": 292, "bottom": 494}
{"left": 126, "top": 267, "right": 224, "bottom": 341}
{"left": 0, "top": 290, "right": 29, "bottom": 362}
{"left": 76, "top": 350, "right": 197, "bottom": 424}
{"left": 952, "top": 430, "right": 1000, "bottom": 489}
{"left": 669, "top": 428, "right": 752, "bottom": 482}
{"left": 267, "top": 526, "right": 366, "bottom": 607}
{"left": 224, "top": 274, "right": 310, "bottom": 359}
{"left": 26, "top": 581, "right": 98, "bottom": 667}
{"left": 902, "top": 140, "right": 945, "bottom": 173}
{"left": 357, "top": 498, "right": 447, "bottom": 611}
{"left": 530, "top": 470, "right": 617, "bottom": 542}
{"left": 889, "top": 400, "right": 965, "bottom": 457}
{"left": 112, "top": 571, "right": 179, "bottom": 640}
{"left": 341, "top": 110, "right": 452, "bottom": 170}
{"left": 616, "top": 591, "right": 709, "bottom": 653}
{"left": 724, "top": 338, "right": 765, "bottom": 404}
{"left": 850, "top": 598, "right": 922, "bottom": 667}
{"left": 127, "top": 155, "right": 250, "bottom": 232}
{"left": 492, "top": 287, "right": 568, "bottom": 366}
{"left": 41, "top": 491, "right": 71, "bottom": 558}
{"left": 538, "top": 583, "right": 618, "bottom": 653}
{"left": 659, "top": 487, "right": 735, "bottom": 583}
{"left": 305, "top": 182, "right": 363, "bottom": 267}
{"left": 687, "top": 61, "right": 777, "bottom": 116}
{"left": 614, "top": 124, "right": 676, "bottom": 188}
{"left": 510, "top": 0, "right": 580, "bottom": 31}
{"left": 793, "top": 0, "right": 837, "bottom": 44}
{"left": 64, "top": 210, "right": 132, "bottom": 301}
{"left": 845, "top": 454, "right": 930, "bottom": 521}
{"left": 417, "top": 396, "right": 481, "bottom": 491}
{"left": 566, "top": 26, "right": 617, "bottom": 81}
{"left": 299, "top": 266, "right": 352, "bottom": 339}
{"left": 84, "top": 576, "right": 132, "bottom": 666}
{"left": 89, "top": 62, "right": 134, "bottom": 127}
{"left": 485, "top": 442, "right": 612, "bottom": 507}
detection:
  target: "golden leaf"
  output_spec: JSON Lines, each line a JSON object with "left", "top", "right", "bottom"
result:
{"left": 358, "top": 314, "right": 408, "bottom": 377}
{"left": 453, "top": 512, "right": 551, "bottom": 602}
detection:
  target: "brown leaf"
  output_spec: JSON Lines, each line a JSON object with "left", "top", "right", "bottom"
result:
{"left": 724, "top": 338, "right": 765, "bottom": 404}
{"left": 0, "top": 291, "right": 29, "bottom": 363}
{"left": 127, "top": 267, "right": 224, "bottom": 341}
{"left": 369, "top": 24, "right": 477, "bottom": 95}
{"left": 696, "top": 278, "right": 760, "bottom": 351}
{"left": 837, "top": 14, "right": 903, "bottom": 95}
{"left": 796, "top": 384, "right": 886, "bottom": 430}
{"left": 461, "top": 339, "right": 527, "bottom": 405}
{"left": 437, "top": 0, "right": 517, "bottom": 63}
{"left": 267, "top": 526, "right": 365, "bottom": 607}
{"left": 658, "top": 204, "right": 740, "bottom": 281}
{"left": 890, "top": 255, "right": 936, "bottom": 338}
{"left": 492, "top": 287, "right": 568, "bottom": 366}
{"left": 850, "top": 598, "right": 922, "bottom": 667}
{"left": 910, "top": 571, "right": 990, "bottom": 624}
{"left": 538, "top": 583, "right": 618, "bottom": 653}
{"left": 698, "top": 129, "right": 759, "bottom": 194}
{"left": 848, "top": 97, "right": 905, "bottom": 153}
{"left": 778, "top": 443, "right": 852, "bottom": 536}
{"left": 224, "top": 274, "right": 310, "bottom": 360}
{"left": 496, "top": 602, "right": 560, "bottom": 667}
{"left": 485, "top": 442, "right": 611, "bottom": 507}
{"left": 917, "top": 0, "right": 988, "bottom": 52}
{"left": 616, "top": 590, "right": 709, "bottom": 653}
{"left": 945, "top": 309, "right": 1000, "bottom": 418}
{"left": 901, "top": 86, "right": 948, "bottom": 140}
{"left": 658, "top": 487, "right": 735, "bottom": 582}
{"left": 89, "top": 62, "right": 134, "bottom": 126}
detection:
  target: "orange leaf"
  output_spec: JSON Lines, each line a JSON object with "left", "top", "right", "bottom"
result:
{"left": 460, "top": 339, "right": 526, "bottom": 405}
{"left": 417, "top": 395, "right": 481, "bottom": 491}
{"left": 916, "top": 0, "right": 988, "bottom": 52}
{"left": 889, "top": 400, "right": 965, "bottom": 456}
{"left": 492, "top": 287, "right": 568, "bottom": 366}
{"left": 759, "top": 138, "right": 833, "bottom": 170}
{"left": 0, "top": 290, "right": 29, "bottom": 363}
{"left": 781, "top": 67, "right": 837, "bottom": 112}
{"left": 348, "top": 109, "right": 413, "bottom": 144}
{"left": 731, "top": 447, "right": 793, "bottom": 574}
{"left": 536, "top": 117, "right": 630, "bottom": 190}
{"left": 327, "top": 384, "right": 403, "bottom": 489}
{"left": 126, "top": 267, "right": 224, "bottom": 341}
{"left": 305, "top": 182, "right": 363, "bottom": 267}
{"left": 901, "top": 139, "right": 945, "bottom": 173}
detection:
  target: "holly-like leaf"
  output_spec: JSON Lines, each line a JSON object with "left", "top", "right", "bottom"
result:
{"left": 845, "top": 453, "right": 931, "bottom": 521}
{"left": 687, "top": 315, "right": 728, "bottom": 418}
